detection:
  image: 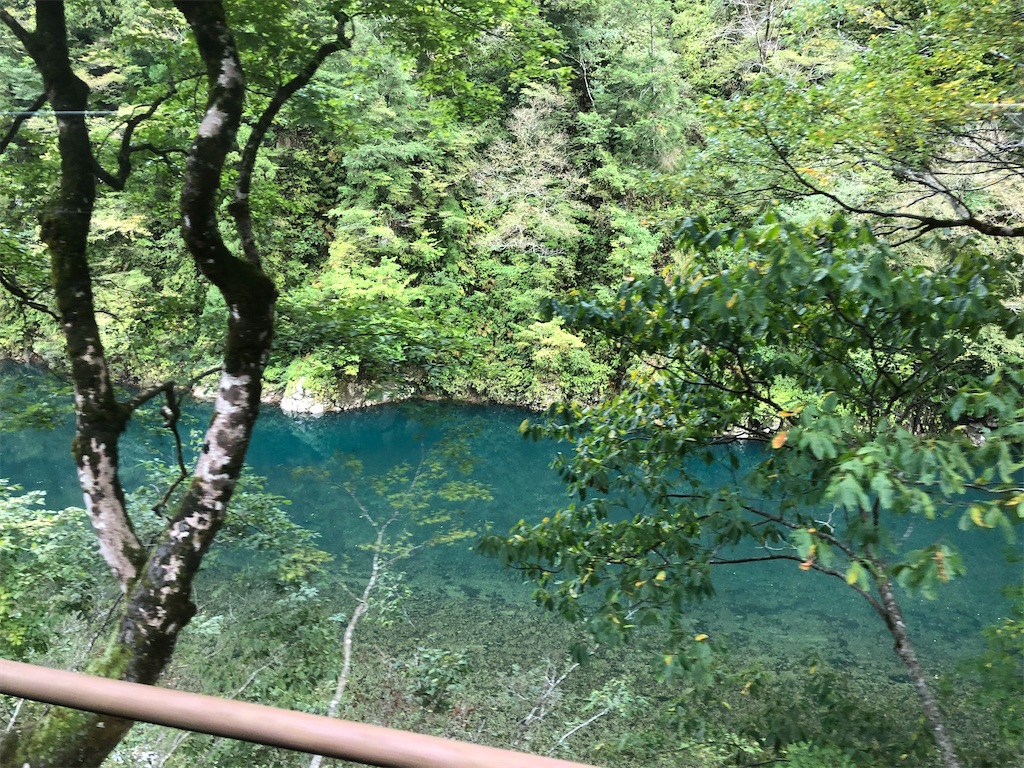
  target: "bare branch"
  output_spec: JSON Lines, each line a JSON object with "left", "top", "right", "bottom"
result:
{"left": 0, "top": 8, "right": 33, "bottom": 50}
{"left": 0, "top": 266, "right": 58, "bottom": 319}
{"left": 709, "top": 550, "right": 886, "bottom": 618}
{"left": 128, "top": 374, "right": 232, "bottom": 520}
{"left": 0, "top": 92, "right": 46, "bottom": 156}
{"left": 95, "top": 89, "right": 179, "bottom": 190}
{"left": 229, "top": 10, "right": 351, "bottom": 267}
{"left": 125, "top": 365, "right": 220, "bottom": 413}
{"left": 2, "top": 696, "right": 25, "bottom": 742}
{"left": 756, "top": 118, "right": 1024, "bottom": 239}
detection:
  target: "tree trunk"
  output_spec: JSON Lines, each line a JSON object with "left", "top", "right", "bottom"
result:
{"left": 0, "top": 3, "right": 274, "bottom": 766}
{"left": 875, "top": 576, "right": 962, "bottom": 768}
{"left": 1, "top": 2, "right": 148, "bottom": 591}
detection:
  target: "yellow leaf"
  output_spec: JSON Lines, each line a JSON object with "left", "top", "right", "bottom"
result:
{"left": 771, "top": 431, "right": 788, "bottom": 449}
{"left": 845, "top": 563, "right": 861, "bottom": 585}
{"left": 726, "top": 294, "right": 737, "bottom": 309}
{"left": 694, "top": 633, "right": 709, "bottom": 642}
{"left": 654, "top": 571, "right": 667, "bottom": 581}
{"left": 970, "top": 506, "right": 991, "bottom": 528}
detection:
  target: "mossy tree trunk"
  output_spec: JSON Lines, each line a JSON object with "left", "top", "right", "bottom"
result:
{"left": 0, "top": 2, "right": 345, "bottom": 765}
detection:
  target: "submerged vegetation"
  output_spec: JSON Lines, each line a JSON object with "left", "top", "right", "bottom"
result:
{"left": 1, "top": 404, "right": 1021, "bottom": 767}
{"left": 0, "top": 0, "right": 1022, "bottom": 765}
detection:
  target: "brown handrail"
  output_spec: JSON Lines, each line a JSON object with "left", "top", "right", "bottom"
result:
{"left": 0, "top": 659, "right": 600, "bottom": 768}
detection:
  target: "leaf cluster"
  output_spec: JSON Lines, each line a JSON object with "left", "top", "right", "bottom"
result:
{"left": 483, "top": 214, "right": 1024, "bottom": 656}
{"left": 0, "top": 481, "right": 106, "bottom": 658}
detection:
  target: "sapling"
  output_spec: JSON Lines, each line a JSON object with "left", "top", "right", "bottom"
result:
{"left": 307, "top": 434, "right": 489, "bottom": 768}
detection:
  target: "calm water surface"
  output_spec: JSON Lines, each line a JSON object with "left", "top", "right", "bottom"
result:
{"left": 1, "top": 372, "right": 1018, "bottom": 676}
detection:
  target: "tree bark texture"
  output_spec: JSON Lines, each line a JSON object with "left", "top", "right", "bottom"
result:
{"left": 0, "top": 2, "right": 276, "bottom": 765}
{"left": 875, "top": 576, "right": 963, "bottom": 768}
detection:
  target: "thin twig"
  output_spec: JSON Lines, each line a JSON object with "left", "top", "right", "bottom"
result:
{"left": 3, "top": 696, "right": 25, "bottom": 740}
{"left": 548, "top": 706, "right": 612, "bottom": 755}
{"left": 85, "top": 595, "right": 125, "bottom": 657}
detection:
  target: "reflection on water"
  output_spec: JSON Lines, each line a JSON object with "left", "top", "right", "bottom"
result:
{"left": 0, "top": 371, "right": 1018, "bottom": 675}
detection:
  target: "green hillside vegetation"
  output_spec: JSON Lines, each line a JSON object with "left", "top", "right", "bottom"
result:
{"left": 3, "top": 0, "right": 1016, "bottom": 409}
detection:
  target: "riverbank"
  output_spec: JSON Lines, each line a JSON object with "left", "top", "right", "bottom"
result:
{"left": 0, "top": 353, "right": 583, "bottom": 417}
{"left": 2, "top": 385, "right": 1019, "bottom": 767}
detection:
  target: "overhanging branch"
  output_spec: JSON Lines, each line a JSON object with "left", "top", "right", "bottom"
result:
{"left": 0, "top": 8, "right": 33, "bottom": 50}
{"left": 94, "top": 88, "right": 180, "bottom": 190}
{"left": 228, "top": 9, "right": 352, "bottom": 267}
{"left": 757, "top": 118, "right": 1024, "bottom": 240}
{"left": 0, "top": 92, "right": 46, "bottom": 156}
{"left": 0, "top": 266, "right": 58, "bottom": 319}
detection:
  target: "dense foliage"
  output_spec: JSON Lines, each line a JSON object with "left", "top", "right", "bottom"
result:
{"left": 491, "top": 214, "right": 1022, "bottom": 638}
{"left": 4, "top": 0, "right": 1016, "bottom": 408}
{"left": 1, "top": 0, "right": 1022, "bottom": 765}
{"left": 484, "top": 215, "right": 1023, "bottom": 766}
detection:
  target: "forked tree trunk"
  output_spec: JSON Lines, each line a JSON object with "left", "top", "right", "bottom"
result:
{"left": 0, "top": 3, "right": 273, "bottom": 766}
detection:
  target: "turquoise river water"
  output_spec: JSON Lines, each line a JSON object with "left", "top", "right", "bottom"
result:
{"left": 0, "top": 370, "right": 1020, "bottom": 682}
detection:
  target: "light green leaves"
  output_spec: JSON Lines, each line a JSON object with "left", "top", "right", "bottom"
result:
{"left": 892, "top": 545, "right": 966, "bottom": 600}
{"left": 692, "top": 0, "right": 1024, "bottom": 238}
{"left": 844, "top": 561, "right": 869, "bottom": 591}
{"left": 797, "top": 428, "right": 839, "bottom": 461}
{"left": 0, "top": 481, "right": 103, "bottom": 658}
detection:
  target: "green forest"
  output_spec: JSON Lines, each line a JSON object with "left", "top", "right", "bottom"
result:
{"left": 0, "top": 0, "right": 1021, "bottom": 766}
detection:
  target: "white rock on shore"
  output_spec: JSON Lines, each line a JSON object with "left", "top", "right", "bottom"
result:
{"left": 280, "top": 377, "right": 327, "bottom": 416}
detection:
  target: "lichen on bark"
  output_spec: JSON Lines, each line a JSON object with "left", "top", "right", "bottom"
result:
{"left": 0, "top": 1, "right": 345, "bottom": 763}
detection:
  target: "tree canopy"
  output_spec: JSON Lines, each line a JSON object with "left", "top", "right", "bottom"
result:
{"left": 484, "top": 214, "right": 1024, "bottom": 768}
{"left": 697, "top": 0, "right": 1024, "bottom": 241}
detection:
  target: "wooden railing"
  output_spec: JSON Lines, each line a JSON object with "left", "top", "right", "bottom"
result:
{"left": 0, "top": 659, "right": 600, "bottom": 768}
